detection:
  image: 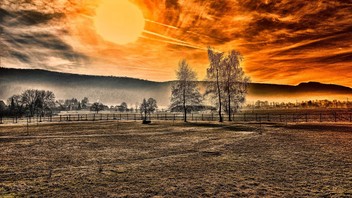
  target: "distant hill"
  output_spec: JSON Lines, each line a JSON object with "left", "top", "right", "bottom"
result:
{"left": 1, "top": 67, "right": 352, "bottom": 106}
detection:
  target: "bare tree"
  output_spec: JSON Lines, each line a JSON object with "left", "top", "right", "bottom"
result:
{"left": 140, "top": 98, "right": 158, "bottom": 121}
{"left": 170, "top": 59, "right": 202, "bottom": 122}
{"left": 140, "top": 98, "right": 148, "bottom": 121}
{"left": 0, "top": 100, "right": 6, "bottom": 116}
{"left": 206, "top": 48, "right": 250, "bottom": 121}
{"left": 21, "top": 90, "right": 37, "bottom": 116}
{"left": 147, "top": 98, "right": 158, "bottom": 113}
{"left": 21, "top": 89, "right": 55, "bottom": 116}
{"left": 36, "top": 90, "right": 55, "bottom": 115}
{"left": 90, "top": 102, "right": 104, "bottom": 114}
{"left": 7, "top": 95, "right": 23, "bottom": 116}
{"left": 221, "top": 50, "right": 250, "bottom": 121}
{"left": 81, "top": 97, "right": 89, "bottom": 109}
{"left": 118, "top": 102, "right": 128, "bottom": 112}
{"left": 206, "top": 47, "right": 225, "bottom": 122}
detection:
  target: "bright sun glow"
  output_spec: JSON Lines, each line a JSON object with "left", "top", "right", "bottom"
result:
{"left": 94, "top": 0, "right": 145, "bottom": 45}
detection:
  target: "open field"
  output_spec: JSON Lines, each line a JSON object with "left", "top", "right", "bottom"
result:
{"left": 0, "top": 121, "right": 352, "bottom": 197}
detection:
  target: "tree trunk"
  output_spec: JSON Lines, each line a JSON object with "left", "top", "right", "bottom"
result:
{"left": 144, "top": 108, "right": 147, "bottom": 121}
{"left": 228, "top": 88, "right": 231, "bottom": 121}
{"left": 216, "top": 68, "right": 223, "bottom": 122}
{"left": 183, "top": 86, "right": 187, "bottom": 122}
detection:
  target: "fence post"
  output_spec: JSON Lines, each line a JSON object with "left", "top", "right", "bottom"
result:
{"left": 78, "top": 114, "right": 80, "bottom": 121}
{"left": 127, "top": 114, "right": 129, "bottom": 120}
{"left": 93, "top": 114, "right": 96, "bottom": 121}
{"left": 26, "top": 117, "right": 29, "bottom": 135}
{"left": 107, "top": 114, "right": 109, "bottom": 120}
{"left": 0, "top": 116, "right": 2, "bottom": 124}
{"left": 16, "top": 116, "right": 18, "bottom": 123}
{"left": 259, "top": 117, "right": 261, "bottom": 128}
{"left": 255, "top": 113, "right": 258, "bottom": 122}
{"left": 165, "top": 113, "right": 167, "bottom": 120}
{"left": 305, "top": 113, "right": 308, "bottom": 122}
{"left": 285, "top": 114, "right": 287, "bottom": 125}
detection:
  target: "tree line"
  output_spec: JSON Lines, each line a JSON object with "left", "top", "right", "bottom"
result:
{"left": 3, "top": 90, "right": 56, "bottom": 117}
{"left": 247, "top": 99, "right": 352, "bottom": 110}
{"left": 0, "top": 92, "right": 158, "bottom": 117}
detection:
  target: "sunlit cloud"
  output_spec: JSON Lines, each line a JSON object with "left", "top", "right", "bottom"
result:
{"left": 1, "top": 0, "right": 351, "bottom": 86}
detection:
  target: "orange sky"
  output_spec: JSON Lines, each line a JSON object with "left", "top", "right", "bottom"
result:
{"left": 1, "top": 0, "right": 351, "bottom": 86}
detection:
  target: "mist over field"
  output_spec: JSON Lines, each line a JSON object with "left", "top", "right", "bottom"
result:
{"left": 1, "top": 68, "right": 352, "bottom": 107}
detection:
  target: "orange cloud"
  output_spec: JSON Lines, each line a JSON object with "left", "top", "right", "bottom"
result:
{"left": 1, "top": 0, "right": 351, "bottom": 86}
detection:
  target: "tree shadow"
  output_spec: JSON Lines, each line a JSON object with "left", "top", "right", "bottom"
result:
{"left": 183, "top": 122, "right": 257, "bottom": 132}
{"left": 285, "top": 124, "right": 352, "bottom": 133}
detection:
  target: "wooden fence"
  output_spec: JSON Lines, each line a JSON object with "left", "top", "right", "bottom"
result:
{"left": 1, "top": 112, "right": 352, "bottom": 125}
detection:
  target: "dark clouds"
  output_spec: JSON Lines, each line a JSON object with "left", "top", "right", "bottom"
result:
{"left": 0, "top": 6, "right": 89, "bottom": 71}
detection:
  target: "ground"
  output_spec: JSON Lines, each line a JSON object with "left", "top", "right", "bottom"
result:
{"left": 0, "top": 121, "right": 352, "bottom": 197}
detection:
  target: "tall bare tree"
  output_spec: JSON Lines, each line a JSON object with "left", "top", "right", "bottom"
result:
{"left": 170, "top": 59, "right": 202, "bottom": 122}
{"left": 221, "top": 50, "right": 250, "bottom": 121}
{"left": 206, "top": 48, "right": 250, "bottom": 121}
{"left": 206, "top": 47, "right": 225, "bottom": 122}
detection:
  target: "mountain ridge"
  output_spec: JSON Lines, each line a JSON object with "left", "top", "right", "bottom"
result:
{"left": 1, "top": 67, "right": 352, "bottom": 106}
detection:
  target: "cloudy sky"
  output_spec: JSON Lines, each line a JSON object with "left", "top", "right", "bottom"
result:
{"left": 1, "top": 0, "right": 351, "bottom": 86}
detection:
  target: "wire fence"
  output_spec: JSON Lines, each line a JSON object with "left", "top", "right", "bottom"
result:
{"left": 1, "top": 111, "right": 352, "bottom": 125}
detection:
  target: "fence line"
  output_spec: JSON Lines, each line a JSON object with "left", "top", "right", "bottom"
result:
{"left": 1, "top": 112, "right": 352, "bottom": 125}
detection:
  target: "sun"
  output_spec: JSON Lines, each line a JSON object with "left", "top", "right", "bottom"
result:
{"left": 93, "top": 0, "right": 145, "bottom": 45}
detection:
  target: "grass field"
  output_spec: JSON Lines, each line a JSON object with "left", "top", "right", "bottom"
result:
{"left": 0, "top": 121, "right": 352, "bottom": 197}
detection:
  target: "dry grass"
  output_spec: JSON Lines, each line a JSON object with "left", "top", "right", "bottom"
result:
{"left": 0, "top": 121, "right": 352, "bottom": 197}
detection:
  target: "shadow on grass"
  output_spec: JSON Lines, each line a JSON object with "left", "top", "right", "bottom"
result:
{"left": 284, "top": 123, "right": 352, "bottom": 132}
{"left": 182, "top": 122, "right": 258, "bottom": 132}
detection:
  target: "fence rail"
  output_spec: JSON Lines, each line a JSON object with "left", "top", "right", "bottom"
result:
{"left": 1, "top": 112, "right": 352, "bottom": 125}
